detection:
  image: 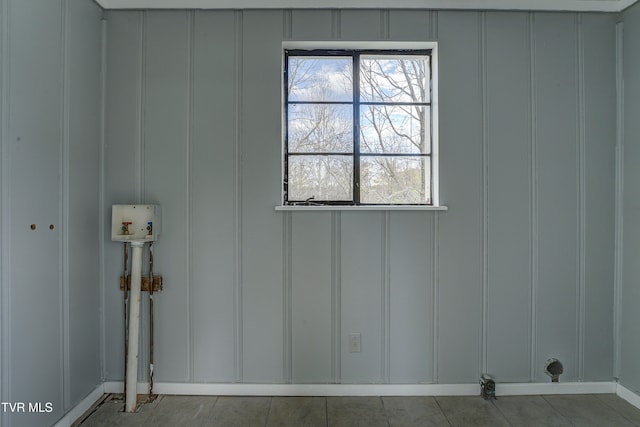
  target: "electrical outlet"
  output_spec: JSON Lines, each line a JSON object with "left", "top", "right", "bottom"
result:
{"left": 349, "top": 333, "right": 361, "bottom": 353}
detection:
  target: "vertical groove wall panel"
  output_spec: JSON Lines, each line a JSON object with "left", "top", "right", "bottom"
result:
{"left": 340, "top": 212, "right": 383, "bottom": 383}
{"left": 99, "top": 15, "right": 107, "bottom": 387}
{"left": 387, "top": 8, "right": 437, "bottom": 385}
{"left": 431, "top": 11, "right": 439, "bottom": 385}
{"left": 8, "top": 0, "right": 64, "bottom": 425}
{"left": 582, "top": 13, "right": 616, "bottom": 382}
{"left": 0, "top": 0, "right": 103, "bottom": 424}
{"left": 480, "top": 12, "right": 488, "bottom": 377}
{"left": 0, "top": 0, "right": 7, "bottom": 422}
{"left": 100, "top": 8, "right": 618, "bottom": 387}
{"left": 288, "top": 11, "right": 334, "bottom": 384}
{"left": 388, "top": 10, "right": 433, "bottom": 40}
{"left": 142, "top": 10, "right": 190, "bottom": 382}
{"left": 621, "top": 2, "right": 640, "bottom": 392}
{"left": 528, "top": 12, "right": 538, "bottom": 382}
{"left": 187, "top": 10, "right": 194, "bottom": 383}
{"left": 190, "top": 10, "right": 237, "bottom": 383}
{"left": 280, "top": 14, "right": 291, "bottom": 380}
{"left": 283, "top": 211, "right": 292, "bottom": 383}
{"left": 233, "top": 10, "right": 243, "bottom": 383}
{"left": 332, "top": 11, "right": 341, "bottom": 39}
{"left": 66, "top": 0, "right": 103, "bottom": 406}
{"left": 576, "top": 14, "right": 586, "bottom": 381}
{"left": 436, "top": 11, "right": 484, "bottom": 383}
{"left": 283, "top": 10, "right": 322, "bottom": 383}
{"left": 485, "top": 11, "right": 532, "bottom": 382}
{"left": 61, "top": 0, "right": 70, "bottom": 410}
{"left": 613, "top": 19, "right": 623, "bottom": 383}
{"left": 432, "top": 212, "right": 439, "bottom": 383}
{"left": 283, "top": 10, "right": 292, "bottom": 40}
{"left": 389, "top": 212, "right": 433, "bottom": 383}
{"left": 382, "top": 213, "right": 390, "bottom": 383}
{"left": 331, "top": 212, "right": 342, "bottom": 383}
{"left": 103, "top": 11, "right": 144, "bottom": 382}
{"left": 534, "top": 12, "right": 579, "bottom": 382}
{"left": 241, "top": 10, "right": 285, "bottom": 383}
{"left": 340, "top": 10, "right": 384, "bottom": 40}
{"left": 291, "top": 9, "right": 333, "bottom": 40}
{"left": 291, "top": 213, "right": 333, "bottom": 383}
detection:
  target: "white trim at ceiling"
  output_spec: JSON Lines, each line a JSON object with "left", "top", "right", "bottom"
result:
{"left": 95, "top": 0, "right": 636, "bottom": 12}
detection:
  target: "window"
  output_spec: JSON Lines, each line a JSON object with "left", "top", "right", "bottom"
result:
{"left": 282, "top": 45, "right": 438, "bottom": 207}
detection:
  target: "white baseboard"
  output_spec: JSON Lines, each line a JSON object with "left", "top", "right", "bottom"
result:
{"left": 52, "top": 383, "right": 105, "bottom": 427}
{"left": 55, "top": 379, "right": 637, "bottom": 426}
{"left": 103, "top": 380, "right": 616, "bottom": 397}
{"left": 49, "top": 379, "right": 638, "bottom": 427}
{"left": 104, "top": 381, "right": 479, "bottom": 396}
{"left": 496, "top": 381, "right": 616, "bottom": 396}
{"left": 616, "top": 383, "right": 640, "bottom": 410}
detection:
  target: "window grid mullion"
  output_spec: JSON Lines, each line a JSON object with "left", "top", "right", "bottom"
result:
{"left": 284, "top": 48, "right": 433, "bottom": 206}
{"left": 288, "top": 153, "right": 429, "bottom": 156}
{"left": 353, "top": 53, "right": 361, "bottom": 205}
{"left": 288, "top": 101, "right": 430, "bottom": 106}
{"left": 429, "top": 53, "right": 434, "bottom": 205}
{"left": 284, "top": 50, "right": 290, "bottom": 203}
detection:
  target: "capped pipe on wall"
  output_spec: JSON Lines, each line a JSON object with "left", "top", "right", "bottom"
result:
{"left": 111, "top": 205, "right": 162, "bottom": 413}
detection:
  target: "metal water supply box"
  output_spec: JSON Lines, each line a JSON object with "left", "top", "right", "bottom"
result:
{"left": 111, "top": 204, "right": 161, "bottom": 242}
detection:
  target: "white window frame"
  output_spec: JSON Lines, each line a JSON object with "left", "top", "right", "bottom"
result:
{"left": 277, "top": 41, "right": 446, "bottom": 211}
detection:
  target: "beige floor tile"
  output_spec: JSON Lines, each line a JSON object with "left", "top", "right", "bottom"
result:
{"left": 327, "top": 396, "right": 388, "bottom": 427}
{"left": 78, "top": 392, "right": 640, "bottom": 427}
{"left": 141, "top": 395, "right": 217, "bottom": 427}
{"left": 80, "top": 396, "right": 152, "bottom": 427}
{"left": 383, "top": 396, "right": 450, "bottom": 427}
{"left": 544, "top": 394, "right": 636, "bottom": 426}
{"left": 266, "top": 396, "right": 326, "bottom": 427}
{"left": 596, "top": 394, "right": 640, "bottom": 426}
{"left": 492, "top": 395, "right": 572, "bottom": 426}
{"left": 209, "top": 396, "right": 271, "bottom": 427}
{"left": 436, "top": 396, "right": 510, "bottom": 427}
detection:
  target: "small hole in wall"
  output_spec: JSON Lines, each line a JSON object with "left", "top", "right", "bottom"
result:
{"left": 545, "top": 358, "right": 563, "bottom": 382}
{"left": 49, "top": 224, "right": 54, "bottom": 230}
{"left": 30, "top": 224, "right": 36, "bottom": 230}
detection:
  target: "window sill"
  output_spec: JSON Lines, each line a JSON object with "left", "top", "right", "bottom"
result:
{"left": 275, "top": 205, "right": 448, "bottom": 212}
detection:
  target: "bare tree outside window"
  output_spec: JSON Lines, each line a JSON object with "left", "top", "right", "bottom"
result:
{"left": 284, "top": 50, "right": 432, "bottom": 205}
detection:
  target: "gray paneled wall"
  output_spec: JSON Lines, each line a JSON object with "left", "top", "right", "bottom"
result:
{"left": 621, "top": 1, "right": 640, "bottom": 394}
{"left": 103, "top": 9, "right": 617, "bottom": 385}
{"left": 582, "top": 13, "right": 616, "bottom": 382}
{"left": 485, "top": 12, "right": 531, "bottom": 382}
{"left": 437, "top": 11, "right": 484, "bottom": 384}
{"left": 0, "top": 0, "right": 104, "bottom": 426}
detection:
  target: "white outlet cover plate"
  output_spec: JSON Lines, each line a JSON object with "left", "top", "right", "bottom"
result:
{"left": 349, "top": 333, "right": 361, "bottom": 353}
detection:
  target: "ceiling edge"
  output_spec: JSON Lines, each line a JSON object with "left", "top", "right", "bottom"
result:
{"left": 95, "top": 0, "right": 626, "bottom": 12}
{"left": 620, "top": 0, "right": 640, "bottom": 10}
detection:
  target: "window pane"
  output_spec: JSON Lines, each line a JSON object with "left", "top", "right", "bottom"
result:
{"left": 288, "top": 104, "right": 353, "bottom": 153}
{"left": 360, "top": 105, "right": 429, "bottom": 154}
{"left": 288, "top": 155, "right": 353, "bottom": 201}
{"left": 360, "top": 55, "right": 429, "bottom": 103}
{"left": 288, "top": 57, "right": 352, "bottom": 102}
{"left": 360, "top": 156, "right": 430, "bottom": 204}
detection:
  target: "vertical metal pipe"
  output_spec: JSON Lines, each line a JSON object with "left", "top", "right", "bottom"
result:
{"left": 149, "top": 243, "right": 155, "bottom": 396}
{"left": 123, "top": 242, "right": 129, "bottom": 403}
{"left": 126, "top": 241, "right": 144, "bottom": 413}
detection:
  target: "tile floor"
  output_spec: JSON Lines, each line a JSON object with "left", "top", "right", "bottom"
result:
{"left": 75, "top": 393, "right": 640, "bottom": 426}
